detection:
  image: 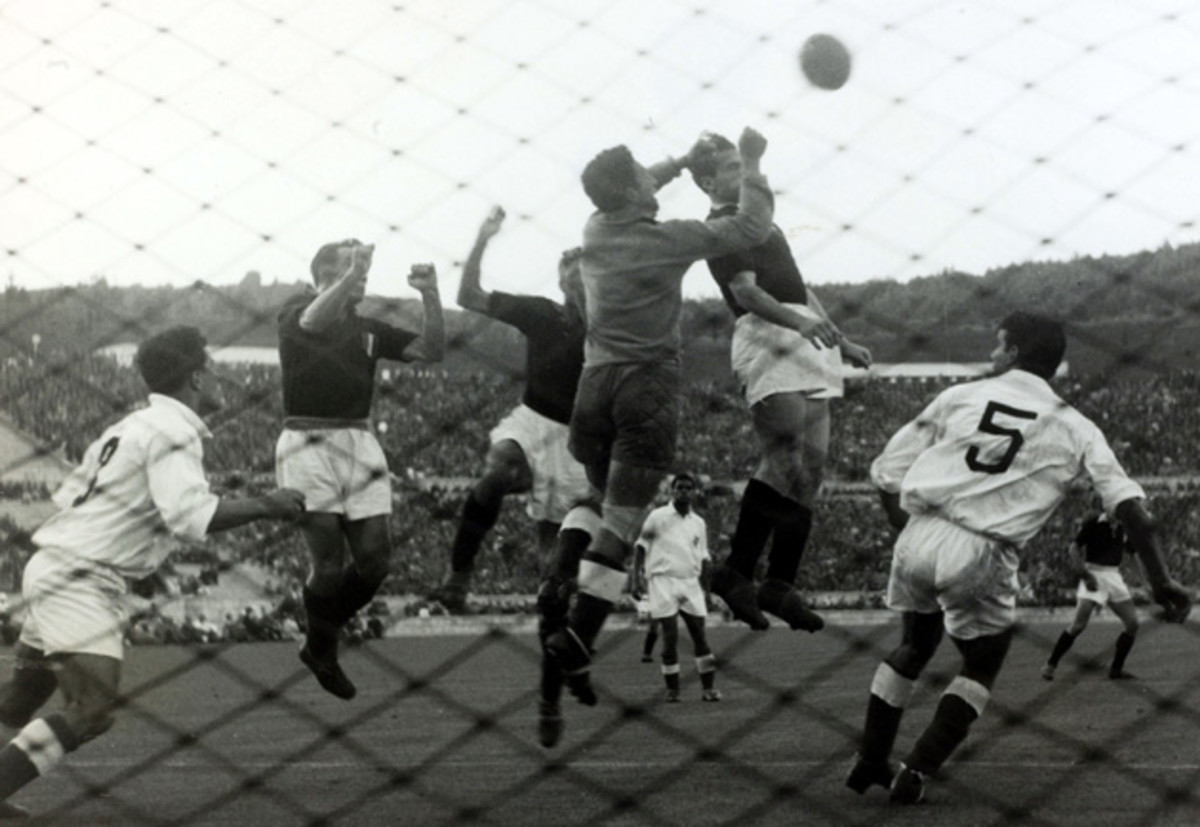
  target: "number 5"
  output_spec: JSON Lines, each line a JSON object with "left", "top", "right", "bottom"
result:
{"left": 965, "top": 401, "right": 1037, "bottom": 474}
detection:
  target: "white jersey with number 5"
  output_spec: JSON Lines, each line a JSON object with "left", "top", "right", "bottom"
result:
{"left": 870, "top": 369, "right": 1143, "bottom": 546}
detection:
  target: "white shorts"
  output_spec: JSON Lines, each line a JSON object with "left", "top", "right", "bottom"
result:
{"left": 276, "top": 427, "right": 392, "bottom": 520}
{"left": 1078, "top": 565, "right": 1132, "bottom": 605}
{"left": 886, "top": 513, "right": 1020, "bottom": 640}
{"left": 19, "top": 549, "right": 128, "bottom": 660}
{"left": 731, "top": 305, "right": 844, "bottom": 406}
{"left": 647, "top": 574, "right": 708, "bottom": 620}
{"left": 490, "top": 405, "right": 591, "bottom": 523}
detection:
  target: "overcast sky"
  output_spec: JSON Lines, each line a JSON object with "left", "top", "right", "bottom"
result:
{"left": 3, "top": 0, "right": 1199, "bottom": 300}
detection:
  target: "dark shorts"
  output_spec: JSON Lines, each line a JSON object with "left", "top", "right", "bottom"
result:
{"left": 569, "top": 362, "right": 680, "bottom": 472}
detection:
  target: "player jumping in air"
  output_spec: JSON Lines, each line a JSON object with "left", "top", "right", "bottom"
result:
{"left": 429, "top": 206, "right": 591, "bottom": 614}
{"left": 0, "top": 327, "right": 306, "bottom": 818}
{"left": 632, "top": 474, "right": 720, "bottom": 702}
{"left": 276, "top": 240, "right": 444, "bottom": 699}
{"left": 846, "top": 312, "right": 1191, "bottom": 804}
{"left": 543, "top": 126, "right": 774, "bottom": 708}
{"left": 1043, "top": 510, "right": 1142, "bottom": 681}
{"left": 689, "top": 133, "right": 872, "bottom": 633}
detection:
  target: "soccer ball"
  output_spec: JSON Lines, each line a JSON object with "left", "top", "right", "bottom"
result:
{"left": 800, "top": 33, "right": 852, "bottom": 91}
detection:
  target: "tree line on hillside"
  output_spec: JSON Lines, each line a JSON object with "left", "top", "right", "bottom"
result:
{"left": 3, "top": 241, "right": 1199, "bottom": 377}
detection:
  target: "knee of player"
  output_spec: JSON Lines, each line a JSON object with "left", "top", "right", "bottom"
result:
{"left": 308, "top": 557, "right": 345, "bottom": 586}
{"left": 888, "top": 641, "right": 937, "bottom": 677}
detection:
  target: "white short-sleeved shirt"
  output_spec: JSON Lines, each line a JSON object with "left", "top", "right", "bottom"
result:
{"left": 637, "top": 504, "right": 709, "bottom": 580}
{"left": 31, "top": 394, "right": 219, "bottom": 580}
{"left": 870, "top": 369, "right": 1143, "bottom": 547}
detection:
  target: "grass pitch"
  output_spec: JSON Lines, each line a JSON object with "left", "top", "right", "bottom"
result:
{"left": 8, "top": 613, "right": 1200, "bottom": 826}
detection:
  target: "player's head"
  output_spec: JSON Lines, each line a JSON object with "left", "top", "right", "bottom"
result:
{"left": 993, "top": 312, "right": 1066, "bottom": 379}
{"left": 558, "top": 247, "right": 585, "bottom": 309}
{"left": 670, "top": 473, "right": 698, "bottom": 510}
{"left": 310, "top": 238, "right": 372, "bottom": 296}
{"left": 135, "top": 326, "right": 224, "bottom": 413}
{"left": 581, "top": 145, "right": 657, "bottom": 214}
{"left": 688, "top": 133, "right": 740, "bottom": 203}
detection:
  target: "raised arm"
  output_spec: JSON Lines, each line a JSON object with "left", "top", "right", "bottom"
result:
{"left": 301, "top": 244, "right": 371, "bottom": 333}
{"left": 457, "top": 207, "right": 505, "bottom": 314}
{"left": 402, "top": 264, "right": 446, "bottom": 363}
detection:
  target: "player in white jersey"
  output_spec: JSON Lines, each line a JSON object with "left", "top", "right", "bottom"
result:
{"left": 0, "top": 327, "right": 305, "bottom": 818}
{"left": 632, "top": 474, "right": 719, "bottom": 702}
{"left": 845, "top": 312, "right": 1191, "bottom": 805}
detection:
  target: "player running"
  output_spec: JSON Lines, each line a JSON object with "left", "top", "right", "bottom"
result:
{"left": 847, "top": 312, "right": 1191, "bottom": 804}
{"left": 429, "top": 206, "right": 590, "bottom": 613}
{"left": 0, "top": 327, "right": 306, "bottom": 818}
{"left": 688, "top": 133, "right": 872, "bottom": 633}
{"left": 1042, "top": 510, "right": 1142, "bottom": 681}
{"left": 632, "top": 474, "right": 720, "bottom": 702}
{"left": 276, "top": 240, "right": 444, "bottom": 700}
{"left": 542, "top": 126, "right": 775, "bottom": 707}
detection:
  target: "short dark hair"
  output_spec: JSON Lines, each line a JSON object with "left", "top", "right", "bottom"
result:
{"left": 309, "top": 238, "right": 362, "bottom": 284}
{"left": 581, "top": 145, "right": 637, "bottom": 212}
{"left": 999, "top": 311, "right": 1066, "bottom": 379}
{"left": 672, "top": 472, "right": 698, "bottom": 489}
{"left": 135, "top": 326, "right": 208, "bottom": 394}
{"left": 687, "top": 132, "right": 736, "bottom": 186}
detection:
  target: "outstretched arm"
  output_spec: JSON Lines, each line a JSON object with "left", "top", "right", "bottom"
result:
{"left": 1115, "top": 498, "right": 1191, "bottom": 622}
{"left": 207, "top": 488, "right": 306, "bottom": 533}
{"left": 402, "top": 264, "right": 446, "bottom": 363}
{"left": 458, "top": 207, "right": 505, "bottom": 314}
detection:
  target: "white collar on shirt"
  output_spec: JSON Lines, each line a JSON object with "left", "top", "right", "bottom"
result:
{"left": 147, "top": 393, "right": 213, "bottom": 440}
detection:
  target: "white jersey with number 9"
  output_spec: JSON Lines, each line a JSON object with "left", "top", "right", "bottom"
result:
{"left": 870, "top": 369, "right": 1143, "bottom": 547}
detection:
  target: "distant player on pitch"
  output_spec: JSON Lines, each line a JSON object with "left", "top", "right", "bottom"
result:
{"left": 0, "top": 327, "right": 306, "bottom": 818}
{"left": 847, "top": 312, "right": 1191, "bottom": 805}
{"left": 276, "top": 239, "right": 444, "bottom": 700}
{"left": 689, "top": 132, "right": 872, "bottom": 633}
{"left": 429, "top": 206, "right": 591, "bottom": 614}
{"left": 632, "top": 473, "right": 719, "bottom": 702}
{"left": 1042, "top": 510, "right": 1142, "bottom": 681}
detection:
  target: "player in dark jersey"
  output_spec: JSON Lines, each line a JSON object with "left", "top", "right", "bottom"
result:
{"left": 276, "top": 239, "right": 444, "bottom": 700}
{"left": 688, "top": 133, "right": 872, "bottom": 633}
{"left": 429, "top": 207, "right": 590, "bottom": 614}
{"left": 1043, "top": 511, "right": 1142, "bottom": 680}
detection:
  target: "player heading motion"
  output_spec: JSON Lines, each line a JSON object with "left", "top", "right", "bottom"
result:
{"left": 276, "top": 239, "right": 444, "bottom": 700}
{"left": 0, "top": 327, "right": 306, "bottom": 819}
{"left": 847, "top": 312, "right": 1191, "bottom": 805}
{"left": 429, "top": 206, "right": 591, "bottom": 614}
{"left": 688, "top": 132, "right": 872, "bottom": 634}
{"left": 543, "top": 126, "right": 775, "bottom": 708}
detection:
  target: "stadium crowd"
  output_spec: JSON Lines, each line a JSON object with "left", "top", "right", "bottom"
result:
{"left": 3, "top": 353, "right": 1200, "bottom": 604}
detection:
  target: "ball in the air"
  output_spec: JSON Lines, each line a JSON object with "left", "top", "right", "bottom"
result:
{"left": 800, "top": 33, "right": 852, "bottom": 90}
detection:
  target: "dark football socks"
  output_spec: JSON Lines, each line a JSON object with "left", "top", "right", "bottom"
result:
{"left": 726, "top": 479, "right": 789, "bottom": 579}
{"left": 449, "top": 492, "right": 504, "bottom": 574}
